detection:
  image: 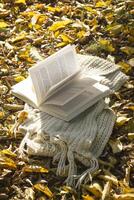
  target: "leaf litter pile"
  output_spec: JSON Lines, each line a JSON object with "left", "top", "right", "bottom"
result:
{"left": 0, "top": 0, "right": 134, "bottom": 199}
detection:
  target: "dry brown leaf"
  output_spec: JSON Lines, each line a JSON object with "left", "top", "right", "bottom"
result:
{"left": 34, "top": 183, "right": 53, "bottom": 198}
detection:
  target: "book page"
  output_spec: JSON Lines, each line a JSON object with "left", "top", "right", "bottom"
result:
{"left": 44, "top": 72, "right": 104, "bottom": 106}
{"left": 12, "top": 77, "right": 38, "bottom": 107}
{"left": 29, "top": 45, "right": 80, "bottom": 105}
{"left": 40, "top": 82, "right": 110, "bottom": 118}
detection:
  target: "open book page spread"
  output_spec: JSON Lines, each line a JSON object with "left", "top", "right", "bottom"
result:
{"left": 12, "top": 45, "right": 111, "bottom": 121}
{"left": 29, "top": 45, "right": 80, "bottom": 105}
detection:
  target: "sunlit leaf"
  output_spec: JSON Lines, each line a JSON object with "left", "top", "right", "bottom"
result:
{"left": 128, "top": 133, "right": 134, "bottom": 140}
{"left": 107, "top": 24, "right": 123, "bottom": 35}
{"left": 101, "top": 181, "right": 111, "bottom": 200}
{"left": 23, "top": 165, "right": 48, "bottom": 173}
{"left": 128, "top": 58, "right": 134, "bottom": 67}
{"left": 18, "top": 111, "right": 28, "bottom": 123}
{"left": 77, "top": 30, "right": 86, "bottom": 39}
{"left": 99, "top": 39, "right": 115, "bottom": 52}
{"left": 59, "top": 34, "right": 73, "bottom": 43}
{"left": 34, "top": 183, "right": 53, "bottom": 198}
{"left": 0, "top": 21, "right": 8, "bottom": 29}
{"left": 82, "top": 194, "right": 95, "bottom": 200}
{"left": 15, "top": 0, "right": 26, "bottom": 4}
{"left": 114, "top": 193, "right": 134, "bottom": 200}
{"left": 120, "top": 47, "right": 134, "bottom": 55}
{"left": 84, "top": 6, "right": 97, "bottom": 14}
{"left": 116, "top": 116, "right": 131, "bottom": 126}
{"left": 0, "top": 154, "right": 17, "bottom": 169}
{"left": 11, "top": 32, "right": 27, "bottom": 43}
{"left": 118, "top": 62, "right": 131, "bottom": 73}
{"left": 56, "top": 42, "right": 67, "bottom": 48}
{"left": 109, "top": 139, "right": 123, "bottom": 154}
{"left": 84, "top": 183, "right": 102, "bottom": 198}
{"left": 14, "top": 75, "right": 25, "bottom": 83}
{"left": 48, "top": 20, "right": 72, "bottom": 31}
{"left": 95, "top": 1, "right": 107, "bottom": 8}
{"left": 1, "top": 149, "right": 17, "bottom": 157}
{"left": 0, "top": 111, "right": 5, "bottom": 120}
{"left": 47, "top": 6, "right": 62, "bottom": 13}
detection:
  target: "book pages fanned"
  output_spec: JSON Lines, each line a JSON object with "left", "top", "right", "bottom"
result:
{"left": 12, "top": 45, "right": 111, "bottom": 121}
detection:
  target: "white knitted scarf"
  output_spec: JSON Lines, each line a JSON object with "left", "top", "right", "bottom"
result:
{"left": 15, "top": 54, "right": 128, "bottom": 187}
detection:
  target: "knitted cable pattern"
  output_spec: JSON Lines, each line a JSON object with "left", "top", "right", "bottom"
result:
{"left": 15, "top": 54, "right": 128, "bottom": 186}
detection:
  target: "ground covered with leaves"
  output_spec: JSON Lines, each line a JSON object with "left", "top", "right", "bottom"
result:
{"left": 0, "top": 0, "right": 134, "bottom": 199}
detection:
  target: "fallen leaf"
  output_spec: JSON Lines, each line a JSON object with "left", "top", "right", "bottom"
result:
{"left": 11, "top": 32, "right": 27, "bottom": 43}
{"left": 14, "top": 75, "right": 25, "bottom": 83}
{"left": 118, "top": 62, "right": 131, "bottom": 73}
{"left": 99, "top": 39, "right": 115, "bottom": 52}
{"left": 84, "top": 183, "right": 102, "bottom": 198}
{"left": 1, "top": 149, "right": 17, "bottom": 157}
{"left": 0, "top": 111, "right": 5, "bottom": 120}
{"left": 101, "top": 181, "right": 111, "bottom": 200}
{"left": 116, "top": 116, "right": 131, "bottom": 126}
{"left": 34, "top": 183, "right": 53, "bottom": 198}
{"left": 23, "top": 165, "right": 48, "bottom": 173}
{"left": 109, "top": 139, "right": 123, "bottom": 153}
{"left": 128, "top": 133, "right": 134, "bottom": 140}
{"left": 0, "top": 154, "right": 17, "bottom": 169}
{"left": 59, "top": 33, "right": 73, "bottom": 43}
{"left": 18, "top": 111, "right": 28, "bottom": 123}
{"left": 114, "top": 193, "right": 134, "bottom": 200}
{"left": 120, "top": 47, "right": 134, "bottom": 55}
{"left": 82, "top": 194, "right": 95, "bottom": 200}
{"left": 128, "top": 58, "right": 134, "bottom": 67}
{"left": 15, "top": 0, "right": 26, "bottom": 4}
{"left": 48, "top": 20, "right": 72, "bottom": 31}
{"left": 0, "top": 21, "right": 8, "bottom": 29}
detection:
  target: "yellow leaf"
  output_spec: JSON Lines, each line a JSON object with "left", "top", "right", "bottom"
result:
{"left": 49, "top": 20, "right": 72, "bottom": 31}
{"left": 84, "top": 6, "right": 97, "bottom": 14}
{"left": 77, "top": 30, "right": 86, "bottom": 39}
{"left": 0, "top": 154, "right": 17, "bottom": 169}
{"left": 119, "top": 181, "right": 134, "bottom": 193}
{"left": 99, "top": 39, "right": 115, "bottom": 52}
{"left": 128, "top": 133, "right": 134, "bottom": 140}
{"left": 84, "top": 183, "right": 102, "bottom": 198}
{"left": 1, "top": 149, "right": 17, "bottom": 157}
{"left": 109, "top": 139, "right": 123, "bottom": 154}
{"left": 82, "top": 194, "right": 95, "bottom": 200}
{"left": 34, "top": 184, "right": 53, "bottom": 198}
{"left": 120, "top": 46, "right": 134, "bottom": 55}
{"left": 11, "top": 32, "right": 27, "bottom": 43}
{"left": 95, "top": 1, "right": 107, "bottom": 8}
{"left": 14, "top": 75, "right": 25, "bottom": 83}
{"left": 60, "top": 34, "right": 73, "bottom": 43}
{"left": 18, "top": 111, "right": 28, "bottom": 123}
{"left": 0, "top": 21, "right": 8, "bottom": 29}
{"left": 118, "top": 62, "right": 131, "bottom": 73}
{"left": 0, "top": 111, "right": 5, "bottom": 120}
{"left": 23, "top": 165, "right": 48, "bottom": 173}
{"left": 107, "top": 24, "right": 123, "bottom": 35}
{"left": 15, "top": 0, "right": 26, "bottom": 4}
{"left": 114, "top": 193, "right": 134, "bottom": 200}
{"left": 116, "top": 116, "right": 131, "bottom": 126}
{"left": 56, "top": 42, "right": 67, "bottom": 48}
{"left": 47, "top": 6, "right": 61, "bottom": 13}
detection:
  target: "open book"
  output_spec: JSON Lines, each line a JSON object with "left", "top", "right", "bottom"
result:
{"left": 12, "top": 45, "right": 110, "bottom": 121}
